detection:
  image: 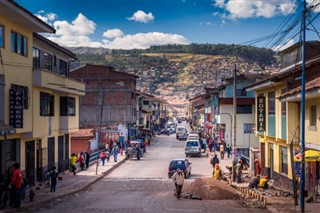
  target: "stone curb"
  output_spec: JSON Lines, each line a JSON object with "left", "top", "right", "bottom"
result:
{"left": 4, "top": 157, "right": 127, "bottom": 212}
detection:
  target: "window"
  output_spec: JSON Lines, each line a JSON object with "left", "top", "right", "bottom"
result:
{"left": 33, "top": 48, "right": 40, "bottom": 69}
{"left": 53, "top": 55, "right": 57, "bottom": 67}
{"left": 268, "top": 91, "right": 275, "bottom": 115}
{"left": 11, "top": 31, "right": 28, "bottom": 57}
{"left": 11, "top": 84, "right": 29, "bottom": 109}
{"left": 0, "top": 25, "right": 4, "bottom": 47}
{"left": 310, "top": 105, "right": 317, "bottom": 126}
{"left": 60, "top": 97, "right": 75, "bottom": 116}
{"left": 43, "top": 52, "right": 52, "bottom": 71}
{"left": 143, "top": 101, "right": 149, "bottom": 105}
{"left": 40, "top": 92, "right": 54, "bottom": 116}
{"left": 280, "top": 146, "right": 288, "bottom": 174}
{"left": 6, "top": 139, "right": 17, "bottom": 163}
{"left": 59, "top": 59, "right": 67, "bottom": 76}
{"left": 237, "top": 105, "right": 252, "bottom": 114}
{"left": 236, "top": 89, "right": 247, "bottom": 97}
{"left": 244, "top": 124, "right": 255, "bottom": 133}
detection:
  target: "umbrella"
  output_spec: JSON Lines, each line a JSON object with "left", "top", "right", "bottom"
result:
{"left": 294, "top": 150, "right": 320, "bottom": 162}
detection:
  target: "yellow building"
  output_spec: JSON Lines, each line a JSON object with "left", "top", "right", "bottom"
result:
{"left": 247, "top": 42, "right": 320, "bottom": 194}
{"left": 0, "top": 0, "right": 84, "bottom": 186}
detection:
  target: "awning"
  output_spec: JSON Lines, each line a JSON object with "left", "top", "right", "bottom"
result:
{"left": 294, "top": 150, "right": 320, "bottom": 162}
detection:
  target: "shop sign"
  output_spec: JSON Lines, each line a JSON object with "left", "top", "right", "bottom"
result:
{"left": 9, "top": 87, "right": 24, "bottom": 128}
{"left": 257, "top": 97, "right": 265, "bottom": 132}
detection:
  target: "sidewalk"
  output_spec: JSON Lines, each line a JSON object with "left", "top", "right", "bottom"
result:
{"left": 2, "top": 154, "right": 127, "bottom": 212}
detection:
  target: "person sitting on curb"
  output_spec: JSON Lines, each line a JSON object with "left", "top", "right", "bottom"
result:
{"left": 248, "top": 175, "right": 260, "bottom": 189}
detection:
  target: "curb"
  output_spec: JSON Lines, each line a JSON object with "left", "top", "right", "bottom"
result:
{"left": 4, "top": 157, "right": 127, "bottom": 212}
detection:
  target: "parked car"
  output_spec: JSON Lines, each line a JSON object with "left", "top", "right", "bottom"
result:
{"left": 168, "top": 159, "right": 192, "bottom": 178}
{"left": 178, "top": 132, "right": 188, "bottom": 141}
{"left": 185, "top": 140, "right": 201, "bottom": 157}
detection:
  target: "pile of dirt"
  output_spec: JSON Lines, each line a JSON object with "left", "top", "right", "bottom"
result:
{"left": 184, "top": 178, "right": 240, "bottom": 200}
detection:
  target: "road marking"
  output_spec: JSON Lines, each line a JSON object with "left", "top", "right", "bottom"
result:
{"left": 166, "top": 209, "right": 203, "bottom": 212}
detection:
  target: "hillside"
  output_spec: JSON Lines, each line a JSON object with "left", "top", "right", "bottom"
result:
{"left": 69, "top": 44, "right": 278, "bottom": 114}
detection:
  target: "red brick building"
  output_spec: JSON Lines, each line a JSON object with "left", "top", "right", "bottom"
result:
{"left": 69, "top": 64, "right": 139, "bottom": 128}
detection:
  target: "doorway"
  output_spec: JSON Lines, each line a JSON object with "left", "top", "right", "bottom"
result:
{"left": 64, "top": 134, "right": 69, "bottom": 170}
{"left": 58, "top": 136, "right": 64, "bottom": 173}
{"left": 25, "top": 141, "right": 35, "bottom": 186}
{"left": 269, "top": 143, "right": 274, "bottom": 179}
{"left": 36, "top": 140, "right": 42, "bottom": 182}
{"left": 47, "top": 137, "right": 55, "bottom": 170}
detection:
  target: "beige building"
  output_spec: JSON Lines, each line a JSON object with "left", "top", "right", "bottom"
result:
{"left": 0, "top": 0, "right": 84, "bottom": 186}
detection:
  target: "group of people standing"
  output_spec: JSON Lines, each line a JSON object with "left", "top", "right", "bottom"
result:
{"left": 100, "top": 145, "right": 119, "bottom": 165}
{"left": 69, "top": 151, "right": 91, "bottom": 176}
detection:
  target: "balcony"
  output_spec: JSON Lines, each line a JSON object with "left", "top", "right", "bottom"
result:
{"left": 33, "top": 69, "right": 85, "bottom": 95}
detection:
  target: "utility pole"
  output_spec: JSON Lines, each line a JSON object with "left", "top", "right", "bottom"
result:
{"left": 232, "top": 64, "right": 237, "bottom": 182}
{"left": 300, "top": 0, "right": 306, "bottom": 212}
{"left": 96, "top": 87, "right": 105, "bottom": 175}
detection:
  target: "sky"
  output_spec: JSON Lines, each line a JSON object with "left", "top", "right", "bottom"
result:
{"left": 15, "top": 0, "right": 320, "bottom": 50}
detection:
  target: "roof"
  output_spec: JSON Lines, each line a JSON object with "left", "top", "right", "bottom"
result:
{"left": 33, "top": 33, "right": 77, "bottom": 59}
{"left": 137, "top": 90, "right": 155, "bottom": 98}
{"left": 4, "top": 0, "right": 55, "bottom": 33}
{"left": 246, "top": 55, "right": 320, "bottom": 91}
{"left": 279, "top": 75, "right": 320, "bottom": 99}
{"left": 72, "top": 64, "right": 139, "bottom": 79}
{"left": 71, "top": 129, "right": 94, "bottom": 137}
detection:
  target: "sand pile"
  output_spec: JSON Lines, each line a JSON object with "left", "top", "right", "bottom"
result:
{"left": 184, "top": 178, "right": 239, "bottom": 200}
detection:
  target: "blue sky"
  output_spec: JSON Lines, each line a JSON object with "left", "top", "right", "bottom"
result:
{"left": 15, "top": 0, "right": 319, "bottom": 49}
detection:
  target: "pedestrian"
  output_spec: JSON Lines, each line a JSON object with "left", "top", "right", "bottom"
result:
{"left": 219, "top": 143, "right": 225, "bottom": 159}
{"left": 106, "top": 148, "right": 111, "bottom": 162}
{"left": 49, "top": 166, "right": 58, "bottom": 193}
{"left": 235, "top": 159, "right": 244, "bottom": 183}
{"left": 100, "top": 151, "right": 107, "bottom": 166}
{"left": 70, "top": 153, "right": 77, "bottom": 176}
{"left": 112, "top": 145, "right": 118, "bottom": 162}
{"left": 84, "top": 151, "right": 90, "bottom": 169}
{"left": 210, "top": 154, "right": 220, "bottom": 173}
{"left": 213, "top": 163, "right": 223, "bottom": 180}
{"left": 254, "top": 158, "right": 261, "bottom": 176}
{"left": 248, "top": 175, "right": 260, "bottom": 189}
{"left": 172, "top": 168, "right": 184, "bottom": 199}
{"left": 78, "top": 152, "right": 85, "bottom": 170}
{"left": 226, "top": 144, "right": 231, "bottom": 159}
{"left": 10, "top": 162, "right": 23, "bottom": 208}
{"left": 208, "top": 138, "right": 213, "bottom": 153}
{"left": 136, "top": 144, "right": 141, "bottom": 160}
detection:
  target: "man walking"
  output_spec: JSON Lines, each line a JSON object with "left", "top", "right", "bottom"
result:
{"left": 219, "top": 143, "right": 225, "bottom": 159}
{"left": 50, "top": 166, "right": 58, "bottom": 193}
{"left": 226, "top": 144, "right": 231, "bottom": 159}
{"left": 112, "top": 145, "right": 118, "bottom": 162}
{"left": 172, "top": 168, "right": 184, "bottom": 199}
{"left": 10, "top": 162, "right": 23, "bottom": 208}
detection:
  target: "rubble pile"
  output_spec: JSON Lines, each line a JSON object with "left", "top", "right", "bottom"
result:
{"left": 185, "top": 178, "right": 239, "bottom": 200}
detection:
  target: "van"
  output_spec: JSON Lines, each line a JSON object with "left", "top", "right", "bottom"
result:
{"left": 185, "top": 140, "right": 201, "bottom": 157}
{"left": 176, "top": 126, "right": 187, "bottom": 139}
{"left": 187, "top": 133, "right": 199, "bottom": 141}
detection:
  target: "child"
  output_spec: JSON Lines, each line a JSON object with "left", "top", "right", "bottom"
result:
{"left": 50, "top": 166, "right": 58, "bottom": 192}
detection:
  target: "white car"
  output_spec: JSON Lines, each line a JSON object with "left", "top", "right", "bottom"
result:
{"left": 185, "top": 140, "right": 201, "bottom": 157}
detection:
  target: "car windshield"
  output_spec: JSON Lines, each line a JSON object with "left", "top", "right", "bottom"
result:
{"left": 177, "top": 128, "right": 185, "bottom": 131}
{"left": 186, "top": 141, "right": 198, "bottom": 147}
{"left": 170, "top": 160, "right": 185, "bottom": 169}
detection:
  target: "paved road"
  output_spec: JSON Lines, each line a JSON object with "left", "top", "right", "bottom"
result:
{"left": 21, "top": 128, "right": 268, "bottom": 213}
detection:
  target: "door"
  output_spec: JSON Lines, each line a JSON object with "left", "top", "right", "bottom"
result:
{"left": 36, "top": 140, "right": 43, "bottom": 182}
{"left": 58, "top": 136, "right": 64, "bottom": 173}
{"left": 25, "top": 141, "right": 35, "bottom": 186}
{"left": 64, "top": 134, "right": 69, "bottom": 170}
{"left": 47, "top": 137, "right": 55, "bottom": 170}
{"left": 269, "top": 144, "right": 274, "bottom": 179}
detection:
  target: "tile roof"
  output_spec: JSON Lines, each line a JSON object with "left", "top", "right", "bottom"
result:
{"left": 279, "top": 75, "right": 320, "bottom": 99}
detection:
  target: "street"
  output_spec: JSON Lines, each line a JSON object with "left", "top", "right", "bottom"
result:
{"left": 21, "top": 132, "right": 268, "bottom": 213}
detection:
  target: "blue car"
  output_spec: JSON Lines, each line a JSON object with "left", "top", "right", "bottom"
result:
{"left": 168, "top": 159, "right": 192, "bottom": 179}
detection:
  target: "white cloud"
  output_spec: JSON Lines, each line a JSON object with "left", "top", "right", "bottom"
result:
{"left": 214, "top": 0, "right": 297, "bottom": 19}
{"left": 127, "top": 10, "right": 154, "bottom": 23}
{"left": 40, "top": 13, "right": 188, "bottom": 49}
{"left": 102, "top": 32, "right": 189, "bottom": 49}
{"left": 36, "top": 11, "right": 58, "bottom": 25}
{"left": 103, "top": 29, "right": 124, "bottom": 38}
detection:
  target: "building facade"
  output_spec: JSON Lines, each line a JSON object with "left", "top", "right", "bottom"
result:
{"left": 0, "top": 0, "right": 84, "bottom": 186}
